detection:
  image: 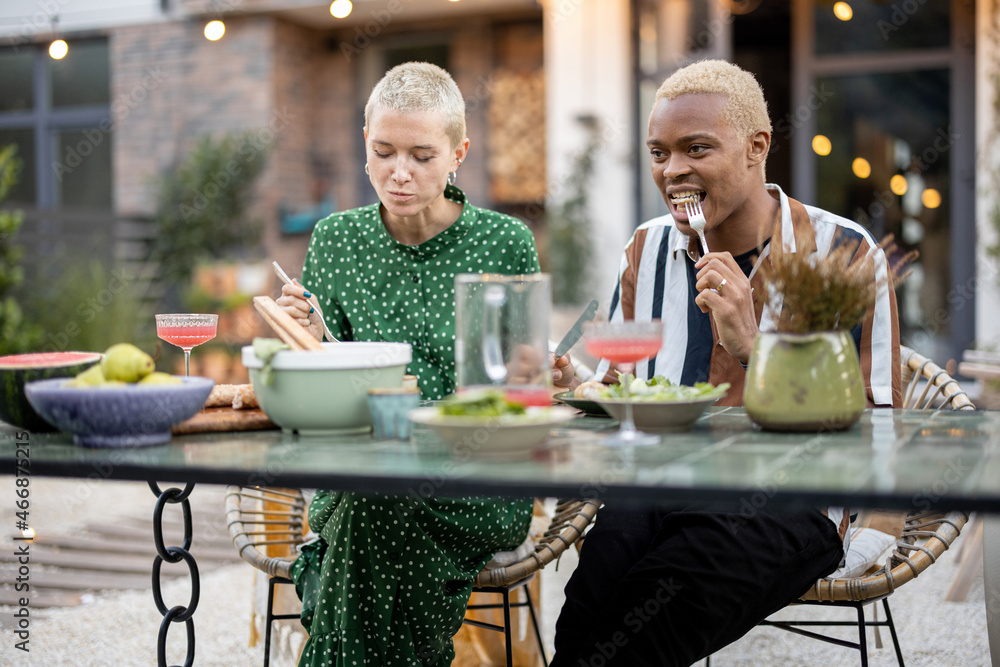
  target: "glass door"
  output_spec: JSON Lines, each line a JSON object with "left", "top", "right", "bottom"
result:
{"left": 791, "top": 0, "right": 974, "bottom": 364}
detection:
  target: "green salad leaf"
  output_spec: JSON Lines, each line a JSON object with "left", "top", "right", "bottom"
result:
{"left": 602, "top": 374, "right": 730, "bottom": 402}
{"left": 252, "top": 337, "right": 290, "bottom": 386}
{"left": 438, "top": 389, "right": 527, "bottom": 417}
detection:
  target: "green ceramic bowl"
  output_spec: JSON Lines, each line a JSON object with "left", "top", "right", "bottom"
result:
{"left": 242, "top": 342, "right": 411, "bottom": 436}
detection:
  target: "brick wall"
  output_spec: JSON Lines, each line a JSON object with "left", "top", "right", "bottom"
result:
{"left": 107, "top": 12, "right": 544, "bottom": 284}
{"left": 110, "top": 16, "right": 275, "bottom": 217}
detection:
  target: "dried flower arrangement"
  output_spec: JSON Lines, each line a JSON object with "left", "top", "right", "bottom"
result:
{"left": 757, "top": 226, "right": 917, "bottom": 335}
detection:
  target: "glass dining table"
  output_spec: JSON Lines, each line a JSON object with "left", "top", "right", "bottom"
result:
{"left": 3, "top": 405, "right": 1000, "bottom": 663}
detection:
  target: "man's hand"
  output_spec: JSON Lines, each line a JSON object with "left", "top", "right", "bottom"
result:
{"left": 694, "top": 252, "right": 759, "bottom": 364}
{"left": 552, "top": 353, "right": 578, "bottom": 391}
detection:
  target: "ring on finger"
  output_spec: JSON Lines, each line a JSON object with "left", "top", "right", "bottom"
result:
{"left": 717, "top": 278, "right": 727, "bottom": 295}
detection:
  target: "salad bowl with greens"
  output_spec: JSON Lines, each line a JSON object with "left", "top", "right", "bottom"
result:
{"left": 594, "top": 375, "right": 729, "bottom": 432}
{"left": 408, "top": 389, "right": 577, "bottom": 458}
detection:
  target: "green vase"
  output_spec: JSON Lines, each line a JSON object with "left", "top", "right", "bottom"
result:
{"left": 743, "top": 330, "right": 866, "bottom": 432}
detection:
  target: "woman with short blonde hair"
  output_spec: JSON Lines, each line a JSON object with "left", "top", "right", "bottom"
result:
{"left": 280, "top": 62, "right": 543, "bottom": 666}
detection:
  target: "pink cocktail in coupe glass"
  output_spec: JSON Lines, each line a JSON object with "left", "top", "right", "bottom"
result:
{"left": 584, "top": 319, "right": 664, "bottom": 446}
{"left": 155, "top": 314, "right": 218, "bottom": 376}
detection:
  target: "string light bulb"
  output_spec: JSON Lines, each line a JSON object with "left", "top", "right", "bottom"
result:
{"left": 812, "top": 135, "right": 832, "bottom": 156}
{"left": 330, "top": 0, "right": 353, "bottom": 18}
{"left": 852, "top": 157, "right": 871, "bottom": 179}
{"left": 890, "top": 174, "right": 908, "bottom": 196}
{"left": 922, "top": 188, "right": 942, "bottom": 209}
{"left": 204, "top": 20, "right": 225, "bottom": 41}
{"left": 49, "top": 39, "right": 68, "bottom": 59}
{"left": 833, "top": 2, "right": 853, "bottom": 21}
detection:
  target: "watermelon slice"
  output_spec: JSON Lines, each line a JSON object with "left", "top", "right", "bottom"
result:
{"left": 0, "top": 352, "right": 103, "bottom": 431}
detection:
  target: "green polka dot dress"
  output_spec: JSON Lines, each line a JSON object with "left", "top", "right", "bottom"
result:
{"left": 300, "top": 184, "right": 540, "bottom": 401}
{"left": 291, "top": 185, "right": 538, "bottom": 666}
{"left": 292, "top": 493, "right": 531, "bottom": 666}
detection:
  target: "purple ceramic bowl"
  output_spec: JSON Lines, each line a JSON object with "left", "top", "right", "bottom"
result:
{"left": 24, "top": 376, "right": 214, "bottom": 448}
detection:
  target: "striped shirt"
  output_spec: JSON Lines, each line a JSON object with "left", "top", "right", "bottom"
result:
{"left": 594, "top": 184, "right": 902, "bottom": 408}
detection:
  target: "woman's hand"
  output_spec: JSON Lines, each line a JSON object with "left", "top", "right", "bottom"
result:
{"left": 276, "top": 282, "right": 323, "bottom": 341}
{"left": 694, "top": 252, "right": 759, "bottom": 364}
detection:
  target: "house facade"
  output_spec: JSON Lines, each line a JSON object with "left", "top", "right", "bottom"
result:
{"left": 1, "top": 0, "right": 997, "bottom": 369}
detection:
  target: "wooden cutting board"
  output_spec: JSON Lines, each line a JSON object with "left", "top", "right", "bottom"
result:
{"left": 172, "top": 407, "right": 277, "bottom": 434}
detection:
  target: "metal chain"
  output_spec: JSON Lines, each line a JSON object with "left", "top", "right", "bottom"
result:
{"left": 149, "top": 481, "right": 199, "bottom": 667}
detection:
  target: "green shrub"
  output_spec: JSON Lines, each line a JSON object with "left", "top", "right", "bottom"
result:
{"left": 546, "top": 120, "right": 597, "bottom": 306}
{"left": 25, "top": 261, "right": 156, "bottom": 354}
{"left": 0, "top": 145, "right": 43, "bottom": 355}
{"left": 152, "top": 132, "right": 270, "bottom": 286}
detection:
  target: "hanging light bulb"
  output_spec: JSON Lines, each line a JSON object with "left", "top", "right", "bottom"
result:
{"left": 852, "top": 157, "right": 871, "bottom": 179}
{"left": 833, "top": 2, "right": 853, "bottom": 21}
{"left": 922, "top": 188, "right": 942, "bottom": 209}
{"left": 49, "top": 39, "right": 68, "bottom": 60}
{"left": 890, "top": 174, "right": 908, "bottom": 196}
{"left": 330, "top": 0, "right": 353, "bottom": 18}
{"left": 204, "top": 20, "right": 226, "bottom": 41}
{"left": 812, "top": 135, "right": 832, "bottom": 156}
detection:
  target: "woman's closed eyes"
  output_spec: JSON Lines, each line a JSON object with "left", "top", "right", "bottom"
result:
{"left": 372, "top": 149, "right": 437, "bottom": 163}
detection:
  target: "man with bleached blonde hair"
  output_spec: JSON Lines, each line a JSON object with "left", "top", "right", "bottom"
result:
{"left": 551, "top": 59, "right": 900, "bottom": 666}
{"left": 653, "top": 57, "right": 773, "bottom": 181}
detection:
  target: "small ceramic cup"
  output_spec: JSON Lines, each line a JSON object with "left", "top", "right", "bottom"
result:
{"left": 367, "top": 387, "right": 422, "bottom": 440}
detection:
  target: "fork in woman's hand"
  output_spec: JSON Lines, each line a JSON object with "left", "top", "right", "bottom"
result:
{"left": 684, "top": 198, "right": 709, "bottom": 256}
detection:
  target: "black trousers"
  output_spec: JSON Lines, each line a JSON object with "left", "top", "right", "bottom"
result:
{"left": 551, "top": 502, "right": 843, "bottom": 667}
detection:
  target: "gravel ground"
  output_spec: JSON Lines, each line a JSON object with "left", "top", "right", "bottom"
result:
{"left": 0, "top": 478, "right": 993, "bottom": 666}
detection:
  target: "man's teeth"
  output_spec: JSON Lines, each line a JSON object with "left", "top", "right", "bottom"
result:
{"left": 670, "top": 191, "right": 703, "bottom": 205}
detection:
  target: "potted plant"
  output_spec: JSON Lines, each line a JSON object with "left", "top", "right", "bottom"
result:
{"left": 743, "top": 227, "right": 914, "bottom": 432}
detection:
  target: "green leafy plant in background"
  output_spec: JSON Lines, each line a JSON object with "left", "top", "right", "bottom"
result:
{"left": 546, "top": 117, "right": 598, "bottom": 306}
{"left": 27, "top": 261, "right": 157, "bottom": 354}
{"left": 0, "top": 145, "right": 43, "bottom": 355}
{"left": 152, "top": 132, "right": 270, "bottom": 287}
{"left": 184, "top": 283, "right": 252, "bottom": 315}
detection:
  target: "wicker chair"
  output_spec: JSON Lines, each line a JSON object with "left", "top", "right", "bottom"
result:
{"left": 225, "top": 486, "right": 306, "bottom": 667}
{"left": 900, "top": 345, "right": 975, "bottom": 410}
{"left": 745, "top": 346, "right": 974, "bottom": 666}
{"left": 463, "top": 498, "right": 601, "bottom": 667}
{"left": 225, "top": 486, "right": 600, "bottom": 667}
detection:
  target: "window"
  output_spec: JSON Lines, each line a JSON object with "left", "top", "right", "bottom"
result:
{"left": 792, "top": 0, "right": 974, "bottom": 363}
{"left": 0, "top": 39, "right": 112, "bottom": 209}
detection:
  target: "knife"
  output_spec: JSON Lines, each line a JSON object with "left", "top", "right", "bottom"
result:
{"left": 554, "top": 299, "right": 599, "bottom": 358}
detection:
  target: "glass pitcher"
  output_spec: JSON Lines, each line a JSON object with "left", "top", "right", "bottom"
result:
{"left": 454, "top": 273, "right": 552, "bottom": 406}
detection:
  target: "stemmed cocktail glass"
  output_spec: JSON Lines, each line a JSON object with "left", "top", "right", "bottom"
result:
{"left": 155, "top": 314, "right": 218, "bottom": 376}
{"left": 584, "top": 319, "right": 664, "bottom": 447}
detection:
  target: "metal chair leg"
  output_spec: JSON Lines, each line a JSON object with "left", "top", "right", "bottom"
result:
{"left": 502, "top": 588, "right": 513, "bottom": 667}
{"left": 263, "top": 576, "right": 302, "bottom": 667}
{"left": 881, "top": 598, "right": 905, "bottom": 666}
{"left": 463, "top": 581, "right": 549, "bottom": 667}
{"left": 264, "top": 576, "right": 277, "bottom": 667}
{"left": 523, "top": 586, "right": 548, "bottom": 666}
{"left": 856, "top": 603, "right": 868, "bottom": 667}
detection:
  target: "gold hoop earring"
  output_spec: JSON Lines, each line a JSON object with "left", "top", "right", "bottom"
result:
{"left": 364, "top": 163, "right": 370, "bottom": 176}
{"left": 447, "top": 171, "right": 457, "bottom": 186}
